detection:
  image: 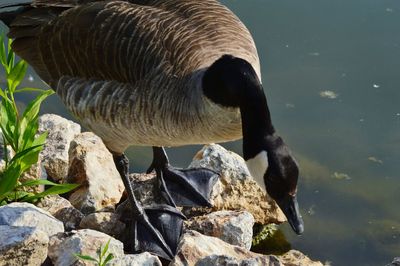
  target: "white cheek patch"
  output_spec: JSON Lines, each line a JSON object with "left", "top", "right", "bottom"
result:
{"left": 245, "top": 151, "right": 268, "bottom": 191}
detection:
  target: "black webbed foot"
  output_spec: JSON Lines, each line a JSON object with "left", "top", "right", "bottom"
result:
{"left": 113, "top": 153, "right": 184, "bottom": 260}
{"left": 147, "top": 147, "right": 219, "bottom": 207}
{"left": 138, "top": 205, "right": 185, "bottom": 256}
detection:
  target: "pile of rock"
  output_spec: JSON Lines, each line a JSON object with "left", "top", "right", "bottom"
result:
{"left": 0, "top": 114, "right": 322, "bottom": 266}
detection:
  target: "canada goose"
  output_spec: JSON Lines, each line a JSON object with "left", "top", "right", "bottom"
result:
{"left": 0, "top": 0, "right": 304, "bottom": 260}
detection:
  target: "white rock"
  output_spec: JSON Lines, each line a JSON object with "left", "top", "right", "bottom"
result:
{"left": 39, "top": 114, "right": 81, "bottom": 182}
{"left": 0, "top": 225, "right": 49, "bottom": 266}
{"left": 48, "top": 229, "right": 124, "bottom": 266}
{"left": 107, "top": 253, "right": 162, "bottom": 266}
{"left": 0, "top": 202, "right": 64, "bottom": 237}
{"left": 66, "top": 132, "right": 124, "bottom": 214}
{"left": 189, "top": 144, "right": 285, "bottom": 224}
{"left": 170, "top": 230, "right": 282, "bottom": 266}
{"left": 186, "top": 210, "right": 255, "bottom": 250}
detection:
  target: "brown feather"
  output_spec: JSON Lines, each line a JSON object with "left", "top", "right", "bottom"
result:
{"left": 4, "top": 0, "right": 259, "bottom": 152}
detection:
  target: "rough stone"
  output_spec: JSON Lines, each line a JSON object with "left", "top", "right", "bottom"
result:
{"left": 79, "top": 212, "right": 125, "bottom": 237}
{"left": 0, "top": 225, "right": 49, "bottom": 266}
{"left": 66, "top": 132, "right": 124, "bottom": 214}
{"left": 188, "top": 144, "right": 285, "bottom": 224}
{"left": 48, "top": 229, "right": 124, "bottom": 266}
{"left": 38, "top": 114, "right": 81, "bottom": 182}
{"left": 278, "top": 250, "right": 323, "bottom": 266}
{"left": 19, "top": 161, "right": 44, "bottom": 193}
{"left": 0, "top": 202, "right": 64, "bottom": 237}
{"left": 170, "top": 230, "right": 283, "bottom": 266}
{"left": 185, "top": 210, "right": 254, "bottom": 250}
{"left": 37, "top": 195, "right": 84, "bottom": 231}
{"left": 107, "top": 253, "right": 162, "bottom": 266}
{"left": 387, "top": 257, "right": 400, "bottom": 266}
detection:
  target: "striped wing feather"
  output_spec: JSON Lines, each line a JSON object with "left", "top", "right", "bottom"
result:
{"left": 9, "top": 0, "right": 258, "bottom": 86}
{"left": 4, "top": 0, "right": 257, "bottom": 150}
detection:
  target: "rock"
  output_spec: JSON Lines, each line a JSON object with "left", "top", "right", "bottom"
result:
{"left": 188, "top": 144, "right": 285, "bottom": 224}
{"left": 39, "top": 114, "right": 81, "bottom": 182}
{"left": 278, "top": 250, "right": 323, "bottom": 266}
{"left": 387, "top": 257, "right": 400, "bottom": 266}
{"left": 107, "top": 252, "right": 162, "bottom": 266}
{"left": 0, "top": 225, "right": 49, "bottom": 266}
{"left": 37, "top": 195, "right": 84, "bottom": 231}
{"left": 66, "top": 132, "right": 124, "bottom": 214}
{"left": 170, "top": 230, "right": 282, "bottom": 266}
{"left": 124, "top": 173, "right": 163, "bottom": 207}
{"left": 0, "top": 202, "right": 64, "bottom": 237}
{"left": 48, "top": 229, "right": 124, "bottom": 266}
{"left": 185, "top": 210, "right": 254, "bottom": 250}
{"left": 19, "top": 161, "right": 44, "bottom": 193}
{"left": 79, "top": 212, "right": 125, "bottom": 237}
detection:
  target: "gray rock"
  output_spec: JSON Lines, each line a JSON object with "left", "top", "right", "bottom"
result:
{"left": 107, "top": 253, "right": 162, "bottom": 266}
{"left": 188, "top": 144, "right": 286, "bottom": 224}
{"left": 0, "top": 202, "right": 64, "bottom": 237}
{"left": 387, "top": 257, "right": 400, "bottom": 266}
{"left": 278, "top": 250, "right": 323, "bottom": 266}
{"left": 186, "top": 210, "right": 255, "bottom": 250}
{"left": 0, "top": 225, "right": 49, "bottom": 266}
{"left": 37, "top": 195, "right": 84, "bottom": 231}
{"left": 39, "top": 114, "right": 81, "bottom": 182}
{"left": 48, "top": 229, "right": 124, "bottom": 266}
{"left": 66, "top": 132, "right": 124, "bottom": 214}
{"left": 170, "top": 230, "right": 282, "bottom": 266}
{"left": 79, "top": 212, "right": 125, "bottom": 237}
{"left": 194, "top": 255, "right": 281, "bottom": 266}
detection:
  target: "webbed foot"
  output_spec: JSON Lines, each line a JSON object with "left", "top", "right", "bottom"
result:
{"left": 113, "top": 153, "right": 184, "bottom": 260}
{"left": 147, "top": 147, "right": 219, "bottom": 207}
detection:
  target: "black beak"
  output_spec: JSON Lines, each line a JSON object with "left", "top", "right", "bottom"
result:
{"left": 276, "top": 195, "right": 304, "bottom": 235}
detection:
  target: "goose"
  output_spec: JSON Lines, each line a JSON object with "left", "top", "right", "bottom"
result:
{"left": 0, "top": 0, "right": 304, "bottom": 260}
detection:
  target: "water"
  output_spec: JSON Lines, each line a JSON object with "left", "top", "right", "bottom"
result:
{"left": 1, "top": 1, "right": 399, "bottom": 265}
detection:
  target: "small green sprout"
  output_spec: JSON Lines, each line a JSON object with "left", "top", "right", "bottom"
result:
{"left": 74, "top": 239, "right": 115, "bottom": 266}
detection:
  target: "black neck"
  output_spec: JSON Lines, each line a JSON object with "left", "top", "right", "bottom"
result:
{"left": 202, "top": 55, "right": 277, "bottom": 160}
{"left": 240, "top": 78, "right": 276, "bottom": 160}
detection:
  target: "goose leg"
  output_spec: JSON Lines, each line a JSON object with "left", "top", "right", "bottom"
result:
{"left": 113, "top": 154, "right": 184, "bottom": 260}
{"left": 146, "top": 147, "right": 219, "bottom": 207}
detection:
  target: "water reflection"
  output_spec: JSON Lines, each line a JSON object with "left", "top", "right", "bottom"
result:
{"left": 1, "top": 0, "right": 400, "bottom": 265}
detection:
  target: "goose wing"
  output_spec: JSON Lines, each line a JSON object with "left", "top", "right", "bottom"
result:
{"left": 6, "top": 0, "right": 259, "bottom": 86}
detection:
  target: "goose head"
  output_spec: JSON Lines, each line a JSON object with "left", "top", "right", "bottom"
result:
{"left": 203, "top": 55, "right": 304, "bottom": 235}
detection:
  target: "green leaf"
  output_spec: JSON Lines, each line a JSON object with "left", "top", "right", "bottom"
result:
{"left": 32, "top": 131, "right": 47, "bottom": 147}
{"left": 10, "top": 145, "right": 43, "bottom": 167}
{"left": 102, "top": 253, "right": 114, "bottom": 266}
{"left": 15, "top": 87, "right": 47, "bottom": 93}
{"left": 17, "top": 179, "right": 59, "bottom": 188}
{"left": 7, "top": 38, "right": 15, "bottom": 69}
{"left": 18, "top": 90, "right": 53, "bottom": 150}
{"left": 0, "top": 162, "right": 21, "bottom": 195}
{"left": 8, "top": 60, "right": 28, "bottom": 92}
{"left": 22, "top": 183, "right": 80, "bottom": 202}
{"left": 74, "top": 254, "right": 98, "bottom": 263}
{"left": 0, "top": 89, "right": 11, "bottom": 102}
{"left": 0, "top": 35, "right": 6, "bottom": 68}
{"left": 21, "top": 89, "right": 53, "bottom": 124}
{"left": 101, "top": 239, "right": 111, "bottom": 260}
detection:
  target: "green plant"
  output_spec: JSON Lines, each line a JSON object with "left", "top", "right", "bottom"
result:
{"left": 252, "top": 223, "right": 278, "bottom": 246}
{"left": 0, "top": 35, "right": 79, "bottom": 205}
{"left": 74, "top": 239, "right": 115, "bottom": 266}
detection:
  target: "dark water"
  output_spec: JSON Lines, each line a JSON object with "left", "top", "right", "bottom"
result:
{"left": 1, "top": 1, "right": 399, "bottom": 265}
